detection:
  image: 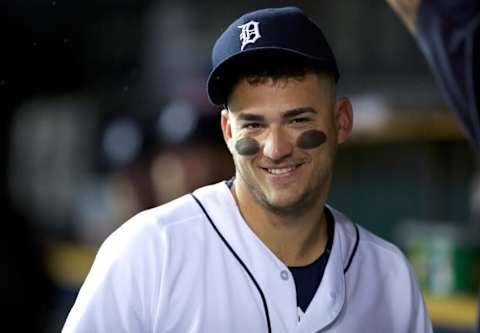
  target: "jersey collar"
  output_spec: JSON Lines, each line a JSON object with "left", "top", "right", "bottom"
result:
{"left": 193, "top": 182, "right": 358, "bottom": 332}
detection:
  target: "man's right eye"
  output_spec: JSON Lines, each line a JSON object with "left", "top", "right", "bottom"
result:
{"left": 243, "top": 123, "right": 262, "bottom": 129}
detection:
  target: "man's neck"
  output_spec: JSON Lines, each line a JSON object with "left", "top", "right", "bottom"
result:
{"left": 231, "top": 180, "right": 328, "bottom": 267}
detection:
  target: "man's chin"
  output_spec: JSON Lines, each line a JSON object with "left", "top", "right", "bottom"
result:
{"left": 261, "top": 195, "right": 313, "bottom": 217}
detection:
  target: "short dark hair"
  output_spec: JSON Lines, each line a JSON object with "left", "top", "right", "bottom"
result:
{"left": 224, "top": 52, "right": 335, "bottom": 108}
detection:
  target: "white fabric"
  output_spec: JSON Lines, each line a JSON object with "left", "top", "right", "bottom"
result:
{"left": 63, "top": 181, "right": 433, "bottom": 333}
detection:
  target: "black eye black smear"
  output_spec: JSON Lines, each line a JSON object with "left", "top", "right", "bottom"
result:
{"left": 296, "top": 130, "right": 327, "bottom": 149}
{"left": 235, "top": 130, "right": 326, "bottom": 155}
{"left": 235, "top": 137, "right": 260, "bottom": 155}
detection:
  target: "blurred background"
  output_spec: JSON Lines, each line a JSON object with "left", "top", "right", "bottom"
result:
{"left": 1, "top": 0, "right": 478, "bottom": 332}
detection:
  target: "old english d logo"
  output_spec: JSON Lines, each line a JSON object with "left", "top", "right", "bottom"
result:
{"left": 238, "top": 21, "right": 261, "bottom": 51}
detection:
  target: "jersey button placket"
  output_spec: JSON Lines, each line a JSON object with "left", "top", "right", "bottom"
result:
{"left": 280, "top": 270, "right": 289, "bottom": 280}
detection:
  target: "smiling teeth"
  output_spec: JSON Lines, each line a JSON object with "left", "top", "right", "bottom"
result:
{"left": 268, "top": 166, "right": 295, "bottom": 175}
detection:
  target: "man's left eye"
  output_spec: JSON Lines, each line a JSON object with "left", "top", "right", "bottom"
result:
{"left": 291, "top": 118, "right": 310, "bottom": 124}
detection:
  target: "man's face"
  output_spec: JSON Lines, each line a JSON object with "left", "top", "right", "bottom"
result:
{"left": 221, "top": 72, "right": 352, "bottom": 215}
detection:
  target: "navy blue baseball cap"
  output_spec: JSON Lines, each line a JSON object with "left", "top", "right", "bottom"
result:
{"left": 207, "top": 6, "right": 340, "bottom": 106}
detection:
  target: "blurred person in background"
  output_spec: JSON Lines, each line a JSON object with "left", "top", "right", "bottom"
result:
{"left": 150, "top": 102, "right": 233, "bottom": 204}
{"left": 386, "top": 0, "right": 479, "bottom": 149}
{"left": 62, "top": 6, "right": 432, "bottom": 332}
{"left": 386, "top": 0, "right": 480, "bottom": 331}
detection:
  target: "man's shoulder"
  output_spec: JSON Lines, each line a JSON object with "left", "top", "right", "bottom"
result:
{"left": 329, "top": 208, "right": 431, "bottom": 331}
{"left": 137, "top": 192, "right": 204, "bottom": 228}
{"left": 101, "top": 182, "right": 228, "bottom": 253}
{"left": 93, "top": 180, "right": 229, "bottom": 261}
{"left": 331, "top": 207, "right": 409, "bottom": 270}
{"left": 355, "top": 225, "right": 416, "bottom": 281}
{"left": 356, "top": 224, "right": 405, "bottom": 259}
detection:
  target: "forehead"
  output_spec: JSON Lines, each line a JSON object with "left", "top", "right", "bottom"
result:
{"left": 228, "top": 72, "right": 335, "bottom": 116}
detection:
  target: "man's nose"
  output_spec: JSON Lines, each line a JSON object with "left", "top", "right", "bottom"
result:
{"left": 262, "top": 127, "right": 293, "bottom": 161}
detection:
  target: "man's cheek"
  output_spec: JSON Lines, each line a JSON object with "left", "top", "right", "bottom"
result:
{"left": 296, "top": 130, "right": 327, "bottom": 149}
{"left": 235, "top": 137, "right": 260, "bottom": 156}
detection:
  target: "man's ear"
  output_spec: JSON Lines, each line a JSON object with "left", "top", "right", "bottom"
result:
{"left": 221, "top": 109, "right": 234, "bottom": 153}
{"left": 335, "top": 96, "right": 353, "bottom": 144}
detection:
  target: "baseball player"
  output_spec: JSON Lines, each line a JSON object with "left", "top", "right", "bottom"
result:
{"left": 63, "top": 7, "right": 433, "bottom": 332}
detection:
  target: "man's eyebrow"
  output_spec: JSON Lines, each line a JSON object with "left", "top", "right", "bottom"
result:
{"left": 281, "top": 107, "right": 318, "bottom": 119}
{"left": 235, "top": 107, "right": 317, "bottom": 122}
{"left": 236, "top": 113, "right": 266, "bottom": 122}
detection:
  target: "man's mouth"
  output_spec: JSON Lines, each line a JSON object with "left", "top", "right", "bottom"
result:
{"left": 262, "top": 163, "right": 303, "bottom": 175}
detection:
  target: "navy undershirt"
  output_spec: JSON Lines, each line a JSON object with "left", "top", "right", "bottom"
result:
{"left": 288, "top": 208, "right": 334, "bottom": 313}
{"left": 224, "top": 178, "right": 334, "bottom": 313}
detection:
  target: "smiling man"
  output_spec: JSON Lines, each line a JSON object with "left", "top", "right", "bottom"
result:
{"left": 63, "top": 7, "right": 433, "bottom": 333}
{"left": 221, "top": 69, "right": 349, "bottom": 268}
{"left": 225, "top": 73, "right": 340, "bottom": 213}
